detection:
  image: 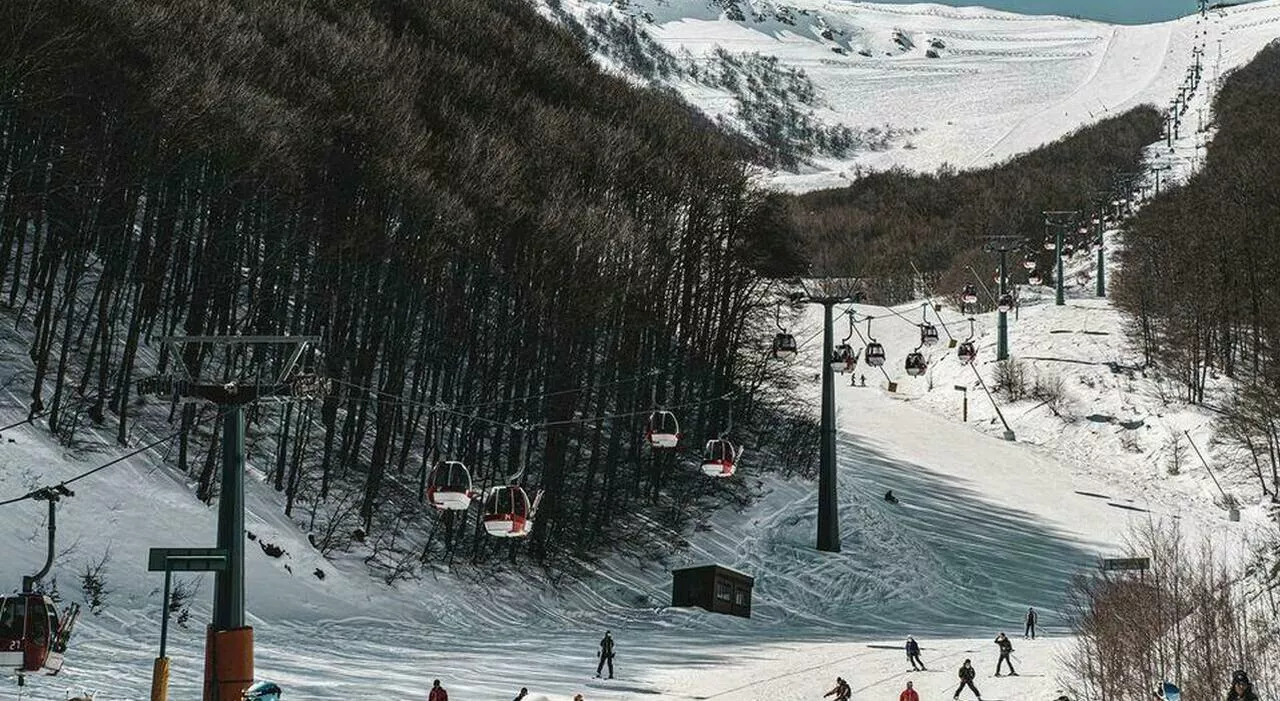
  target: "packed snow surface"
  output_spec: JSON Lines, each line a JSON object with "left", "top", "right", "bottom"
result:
{"left": 2, "top": 253, "right": 1264, "bottom": 699}
{"left": 546, "top": 0, "right": 1280, "bottom": 191}
{"left": 2, "top": 3, "right": 1276, "bottom": 698}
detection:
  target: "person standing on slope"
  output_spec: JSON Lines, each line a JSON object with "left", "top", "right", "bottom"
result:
{"left": 900, "top": 680, "right": 920, "bottom": 701}
{"left": 954, "top": 659, "right": 981, "bottom": 701}
{"left": 1227, "top": 670, "right": 1259, "bottom": 701}
{"left": 1024, "top": 607, "right": 1038, "bottom": 639}
{"left": 428, "top": 679, "right": 448, "bottom": 701}
{"left": 994, "top": 633, "right": 1017, "bottom": 676}
{"left": 906, "top": 636, "right": 926, "bottom": 671}
{"left": 823, "top": 677, "right": 851, "bottom": 701}
{"left": 595, "top": 630, "right": 615, "bottom": 679}
{"left": 512, "top": 688, "right": 528, "bottom": 701}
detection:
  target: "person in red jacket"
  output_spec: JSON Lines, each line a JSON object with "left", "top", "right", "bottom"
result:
{"left": 900, "top": 680, "right": 920, "bottom": 701}
{"left": 428, "top": 679, "right": 448, "bottom": 701}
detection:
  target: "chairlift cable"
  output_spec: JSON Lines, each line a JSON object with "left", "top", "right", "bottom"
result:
{"left": 0, "top": 407, "right": 55, "bottom": 434}
{"left": 908, "top": 259, "right": 957, "bottom": 341}
{"left": 333, "top": 378, "right": 733, "bottom": 432}
{"left": 965, "top": 265, "right": 999, "bottom": 305}
{"left": 0, "top": 406, "right": 231, "bottom": 508}
{"left": 448, "top": 371, "right": 658, "bottom": 412}
{"left": 330, "top": 370, "right": 661, "bottom": 418}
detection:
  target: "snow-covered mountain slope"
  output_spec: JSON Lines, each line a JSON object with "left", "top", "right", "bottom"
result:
{"left": 538, "top": 0, "right": 1280, "bottom": 191}
{"left": 3, "top": 117, "right": 1272, "bottom": 700}
{"left": 5, "top": 253, "right": 1269, "bottom": 700}
{"left": 1, "top": 85, "right": 1271, "bottom": 700}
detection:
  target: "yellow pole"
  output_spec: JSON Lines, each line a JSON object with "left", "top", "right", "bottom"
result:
{"left": 150, "top": 656, "right": 170, "bottom": 701}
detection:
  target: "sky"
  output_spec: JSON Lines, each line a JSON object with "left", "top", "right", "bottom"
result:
{"left": 869, "top": 0, "right": 1254, "bottom": 24}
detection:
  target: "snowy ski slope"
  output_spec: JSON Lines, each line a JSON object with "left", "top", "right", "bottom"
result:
{"left": 546, "top": 0, "right": 1280, "bottom": 191}
{"left": 1, "top": 4, "right": 1276, "bottom": 699}
{"left": 3, "top": 277, "right": 1263, "bottom": 699}
{"left": 2, "top": 245, "right": 1266, "bottom": 700}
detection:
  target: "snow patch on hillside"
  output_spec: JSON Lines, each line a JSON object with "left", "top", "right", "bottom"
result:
{"left": 538, "top": 0, "right": 1280, "bottom": 191}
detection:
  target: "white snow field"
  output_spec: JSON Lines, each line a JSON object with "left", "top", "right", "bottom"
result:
{"left": 1, "top": 247, "right": 1267, "bottom": 701}
{"left": 544, "top": 0, "right": 1280, "bottom": 191}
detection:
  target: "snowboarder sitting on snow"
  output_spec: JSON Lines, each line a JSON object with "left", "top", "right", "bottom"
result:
{"left": 900, "top": 680, "right": 920, "bottom": 701}
{"left": 994, "top": 632, "right": 1017, "bottom": 676}
{"left": 885, "top": 490, "right": 900, "bottom": 505}
{"left": 823, "top": 677, "right": 851, "bottom": 701}
{"left": 595, "top": 631, "right": 615, "bottom": 679}
{"left": 906, "top": 636, "right": 925, "bottom": 671}
{"left": 428, "top": 679, "right": 448, "bottom": 701}
{"left": 1228, "top": 670, "right": 1259, "bottom": 701}
{"left": 954, "top": 659, "right": 981, "bottom": 701}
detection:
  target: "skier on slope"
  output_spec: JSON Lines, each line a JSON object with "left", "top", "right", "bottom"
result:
{"left": 595, "top": 631, "right": 615, "bottom": 679}
{"left": 994, "top": 632, "right": 1018, "bottom": 676}
{"left": 1024, "top": 607, "right": 1038, "bottom": 639}
{"left": 954, "top": 659, "right": 981, "bottom": 701}
{"left": 428, "top": 679, "right": 448, "bottom": 701}
{"left": 513, "top": 688, "right": 529, "bottom": 701}
{"left": 906, "top": 636, "right": 925, "bottom": 671}
{"left": 1227, "top": 670, "right": 1259, "bottom": 701}
{"left": 823, "top": 677, "right": 851, "bottom": 701}
{"left": 900, "top": 680, "right": 920, "bottom": 701}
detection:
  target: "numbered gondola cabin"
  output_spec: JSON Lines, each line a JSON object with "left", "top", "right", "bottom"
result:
{"left": 671, "top": 564, "right": 754, "bottom": 618}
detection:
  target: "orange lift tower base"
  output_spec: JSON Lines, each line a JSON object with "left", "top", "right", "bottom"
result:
{"left": 205, "top": 626, "right": 253, "bottom": 701}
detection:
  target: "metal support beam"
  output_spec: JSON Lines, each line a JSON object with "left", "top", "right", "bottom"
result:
{"left": 212, "top": 406, "right": 246, "bottom": 631}
{"left": 161, "top": 569, "right": 173, "bottom": 659}
{"left": 1096, "top": 229, "right": 1106, "bottom": 298}
{"left": 997, "top": 249, "right": 1009, "bottom": 360}
{"left": 817, "top": 300, "right": 841, "bottom": 553}
{"left": 22, "top": 485, "right": 73, "bottom": 592}
{"left": 1044, "top": 212, "right": 1078, "bottom": 307}
{"left": 1055, "top": 225, "right": 1064, "bottom": 306}
{"left": 982, "top": 235, "right": 1022, "bottom": 361}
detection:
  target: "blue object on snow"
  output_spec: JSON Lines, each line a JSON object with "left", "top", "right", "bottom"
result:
{"left": 1161, "top": 681, "right": 1181, "bottom": 701}
{"left": 244, "top": 681, "right": 282, "bottom": 701}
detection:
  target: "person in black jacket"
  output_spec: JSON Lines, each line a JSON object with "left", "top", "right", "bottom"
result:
{"left": 1227, "top": 670, "right": 1259, "bottom": 701}
{"left": 954, "top": 659, "right": 981, "bottom": 700}
{"left": 994, "top": 633, "right": 1017, "bottom": 676}
{"left": 906, "top": 636, "right": 925, "bottom": 671}
{"left": 1024, "top": 608, "right": 1038, "bottom": 639}
{"left": 595, "top": 631, "right": 615, "bottom": 679}
{"left": 823, "top": 677, "right": 851, "bottom": 701}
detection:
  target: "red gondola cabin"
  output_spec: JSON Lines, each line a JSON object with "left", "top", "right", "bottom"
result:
{"left": 0, "top": 593, "right": 70, "bottom": 675}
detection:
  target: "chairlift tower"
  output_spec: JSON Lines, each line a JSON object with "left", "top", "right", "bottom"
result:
{"left": 1090, "top": 191, "right": 1113, "bottom": 299}
{"left": 982, "top": 236, "right": 1022, "bottom": 361}
{"left": 1043, "top": 211, "right": 1078, "bottom": 307}
{"left": 138, "top": 336, "right": 327, "bottom": 701}
{"left": 1149, "top": 163, "right": 1171, "bottom": 195}
{"left": 799, "top": 285, "right": 858, "bottom": 553}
